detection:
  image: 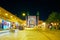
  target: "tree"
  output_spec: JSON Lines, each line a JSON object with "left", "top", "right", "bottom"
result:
{"left": 46, "top": 12, "right": 58, "bottom": 23}
{"left": 46, "top": 12, "right": 60, "bottom": 29}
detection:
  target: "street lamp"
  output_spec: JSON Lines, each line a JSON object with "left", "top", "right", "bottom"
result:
{"left": 22, "top": 13, "right": 26, "bottom": 16}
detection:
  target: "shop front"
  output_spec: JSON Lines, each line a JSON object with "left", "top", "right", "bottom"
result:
{"left": 0, "top": 18, "right": 2, "bottom": 30}
{"left": 2, "top": 19, "right": 11, "bottom": 30}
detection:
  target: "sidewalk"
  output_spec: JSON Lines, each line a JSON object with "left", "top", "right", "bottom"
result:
{"left": 0, "top": 30, "right": 10, "bottom": 34}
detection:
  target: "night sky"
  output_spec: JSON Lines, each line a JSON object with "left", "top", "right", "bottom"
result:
{"left": 0, "top": 0, "right": 60, "bottom": 21}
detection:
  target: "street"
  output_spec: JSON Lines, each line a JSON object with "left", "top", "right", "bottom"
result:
{"left": 0, "top": 0, "right": 60, "bottom": 40}
{"left": 0, "top": 29, "right": 60, "bottom": 40}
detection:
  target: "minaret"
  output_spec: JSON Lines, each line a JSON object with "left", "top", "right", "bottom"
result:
{"left": 26, "top": 11, "right": 29, "bottom": 27}
{"left": 36, "top": 11, "right": 39, "bottom": 26}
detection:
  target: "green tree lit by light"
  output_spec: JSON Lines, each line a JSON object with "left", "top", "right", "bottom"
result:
{"left": 46, "top": 12, "right": 60, "bottom": 23}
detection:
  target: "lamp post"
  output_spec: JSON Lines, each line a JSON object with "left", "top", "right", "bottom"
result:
{"left": 22, "top": 12, "right": 26, "bottom": 27}
{"left": 22, "top": 11, "right": 30, "bottom": 28}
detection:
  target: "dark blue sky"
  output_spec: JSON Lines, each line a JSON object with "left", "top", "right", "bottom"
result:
{"left": 0, "top": 0, "right": 60, "bottom": 21}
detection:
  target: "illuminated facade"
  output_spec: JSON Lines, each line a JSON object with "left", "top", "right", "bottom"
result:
{"left": 0, "top": 7, "right": 22, "bottom": 24}
{"left": 27, "top": 16, "right": 39, "bottom": 28}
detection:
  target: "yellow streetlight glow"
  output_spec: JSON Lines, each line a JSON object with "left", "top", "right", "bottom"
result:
{"left": 22, "top": 13, "right": 26, "bottom": 16}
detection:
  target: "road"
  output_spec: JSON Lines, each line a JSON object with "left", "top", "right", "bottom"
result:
{"left": 0, "top": 29, "right": 60, "bottom": 40}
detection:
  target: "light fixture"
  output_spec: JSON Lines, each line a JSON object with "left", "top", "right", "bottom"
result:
{"left": 22, "top": 13, "right": 26, "bottom": 16}
{"left": 5, "top": 13, "right": 8, "bottom": 16}
{"left": 11, "top": 16, "right": 13, "bottom": 18}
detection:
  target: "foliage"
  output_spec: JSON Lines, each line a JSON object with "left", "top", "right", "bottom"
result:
{"left": 46, "top": 12, "right": 60, "bottom": 23}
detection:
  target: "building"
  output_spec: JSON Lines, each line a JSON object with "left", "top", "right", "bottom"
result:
{"left": 0, "top": 7, "right": 23, "bottom": 24}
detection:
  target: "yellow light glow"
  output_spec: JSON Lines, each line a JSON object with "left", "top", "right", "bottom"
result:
{"left": 42, "top": 22, "right": 46, "bottom": 25}
{"left": 11, "top": 16, "right": 13, "bottom": 18}
{"left": 42, "top": 22, "right": 46, "bottom": 30}
{"left": 51, "top": 22, "right": 53, "bottom": 25}
{"left": 5, "top": 13, "right": 8, "bottom": 16}
{"left": 15, "top": 18, "right": 16, "bottom": 19}
{"left": 54, "top": 23, "right": 56, "bottom": 25}
{"left": 22, "top": 13, "right": 26, "bottom": 16}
